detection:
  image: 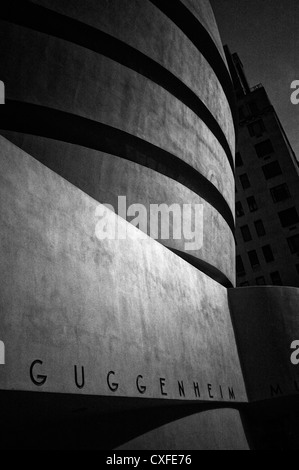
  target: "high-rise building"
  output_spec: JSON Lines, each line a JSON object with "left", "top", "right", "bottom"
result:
{"left": 225, "top": 47, "right": 299, "bottom": 288}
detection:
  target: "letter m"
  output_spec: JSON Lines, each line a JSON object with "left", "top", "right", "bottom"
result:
{"left": 228, "top": 387, "right": 235, "bottom": 400}
{"left": 0, "top": 340, "right": 5, "bottom": 364}
{"left": 270, "top": 384, "right": 282, "bottom": 397}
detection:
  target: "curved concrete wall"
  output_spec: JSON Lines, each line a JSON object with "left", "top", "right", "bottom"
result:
{"left": 0, "top": 27, "right": 234, "bottom": 212}
{"left": 179, "top": 0, "right": 227, "bottom": 61}
{"left": 0, "top": 134, "right": 247, "bottom": 449}
{"left": 28, "top": 0, "right": 234, "bottom": 152}
{"left": 116, "top": 408, "right": 249, "bottom": 450}
{"left": 0, "top": 132, "right": 235, "bottom": 285}
{"left": 0, "top": 136, "right": 246, "bottom": 406}
{"left": 0, "top": 0, "right": 236, "bottom": 286}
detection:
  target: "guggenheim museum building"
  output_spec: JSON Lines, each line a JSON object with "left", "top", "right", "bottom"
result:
{"left": 0, "top": 0, "right": 299, "bottom": 450}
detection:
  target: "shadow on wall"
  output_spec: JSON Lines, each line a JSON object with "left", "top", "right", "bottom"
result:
{"left": 0, "top": 390, "right": 246, "bottom": 450}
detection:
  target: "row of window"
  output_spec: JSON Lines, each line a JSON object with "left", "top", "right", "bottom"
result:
{"left": 236, "top": 245, "right": 274, "bottom": 274}
{"left": 237, "top": 257, "right": 282, "bottom": 286}
{"left": 236, "top": 197, "right": 258, "bottom": 216}
{"left": 239, "top": 219, "right": 266, "bottom": 240}
{"left": 236, "top": 200, "right": 299, "bottom": 228}
{"left": 239, "top": 210, "right": 299, "bottom": 242}
{"left": 238, "top": 161, "right": 283, "bottom": 190}
{"left": 239, "top": 270, "right": 283, "bottom": 287}
{"left": 238, "top": 101, "right": 260, "bottom": 121}
{"left": 239, "top": 264, "right": 299, "bottom": 288}
{"left": 236, "top": 139, "right": 274, "bottom": 168}
{"left": 237, "top": 234, "right": 299, "bottom": 276}
{"left": 248, "top": 119, "right": 266, "bottom": 138}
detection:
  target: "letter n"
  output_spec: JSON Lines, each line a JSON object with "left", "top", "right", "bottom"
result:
{"left": 178, "top": 380, "right": 185, "bottom": 397}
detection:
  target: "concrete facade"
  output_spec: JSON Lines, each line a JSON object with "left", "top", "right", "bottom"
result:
{"left": 0, "top": 0, "right": 235, "bottom": 286}
{"left": 0, "top": 0, "right": 299, "bottom": 450}
{"left": 0, "top": 135, "right": 249, "bottom": 448}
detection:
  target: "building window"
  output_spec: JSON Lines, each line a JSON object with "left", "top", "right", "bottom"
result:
{"left": 255, "top": 139, "right": 274, "bottom": 158}
{"left": 239, "top": 102, "right": 259, "bottom": 120}
{"left": 236, "top": 152, "right": 243, "bottom": 167}
{"left": 278, "top": 207, "right": 299, "bottom": 228}
{"left": 254, "top": 219, "right": 266, "bottom": 237}
{"left": 238, "top": 105, "right": 250, "bottom": 121}
{"left": 270, "top": 183, "right": 290, "bottom": 203}
{"left": 248, "top": 119, "right": 266, "bottom": 138}
{"left": 240, "top": 225, "right": 252, "bottom": 242}
{"left": 239, "top": 173, "right": 251, "bottom": 189}
{"left": 247, "top": 196, "right": 258, "bottom": 212}
{"left": 270, "top": 271, "right": 282, "bottom": 286}
{"left": 287, "top": 234, "right": 299, "bottom": 254}
{"left": 236, "top": 201, "right": 244, "bottom": 217}
{"left": 236, "top": 255, "right": 245, "bottom": 276}
{"left": 262, "top": 161, "right": 282, "bottom": 180}
{"left": 248, "top": 250, "right": 260, "bottom": 269}
{"left": 256, "top": 276, "right": 266, "bottom": 285}
{"left": 239, "top": 281, "right": 249, "bottom": 287}
{"left": 238, "top": 106, "right": 245, "bottom": 121}
{"left": 262, "top": 244, "right": 274, "bottom": 263}
{"left": 248, "top": 101, "right": 259, "bottom": 116}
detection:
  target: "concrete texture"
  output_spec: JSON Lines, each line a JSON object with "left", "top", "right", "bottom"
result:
{"left": 0, "top": 22, "right": 234, "bottom": 214}
{"left": 27, "top": 0, "right": 234, "bottom": 152}
{"left": 1, "top": 136, "right": 299, "bottom": 448}
{"left": 0, "top": 0, "right": 236, "bottom": 288}
{"left": 0, "top": 132, "right": 235, "bottom": 285}
{"left": 0, "top": 136, "right": 245, "bottom": 404}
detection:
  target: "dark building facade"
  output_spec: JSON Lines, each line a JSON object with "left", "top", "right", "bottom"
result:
{"left": 0, "top": 0, "right": 299, "bottom": 450}
{"left": 225, "top": 48, "right": 299, "bottom": 288}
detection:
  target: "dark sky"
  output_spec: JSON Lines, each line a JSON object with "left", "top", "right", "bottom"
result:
{"left": 210, "top": 0, "right": 299, "bottom": 159}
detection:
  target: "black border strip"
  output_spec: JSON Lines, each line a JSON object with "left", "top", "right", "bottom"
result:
{"left": 0, "top": 100, "right": 235, "bottom": 237}
{"left": 0, "top": 0, "right": 234, "bottom": 173}
{"left": 149, "top": 0, "right": 238, "bottom": 135}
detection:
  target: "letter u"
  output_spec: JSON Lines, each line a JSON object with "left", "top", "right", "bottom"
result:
{"left": 74, "top": 365, "right": 85, "bottom": 389}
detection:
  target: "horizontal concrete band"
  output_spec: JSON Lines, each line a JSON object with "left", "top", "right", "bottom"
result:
{"left": 179, "top": 0, "right": 227, "bottom": 59}
{"left": 0, "top": 102, "right": 235, "bottom": 235}
{"left": 149, "top": 0, "right": 238, "bottom": 134}
{"left": 0, "top": 21, "right": 234, "bottom": 216}
{"left": 28, "top": 0, "right": 234, "bottom": 155}
{"left": 0, "top": 131, "right": 235, "bottom": 286}
{"left": 0, "top": 1, "right": 234, "bottom": 173}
